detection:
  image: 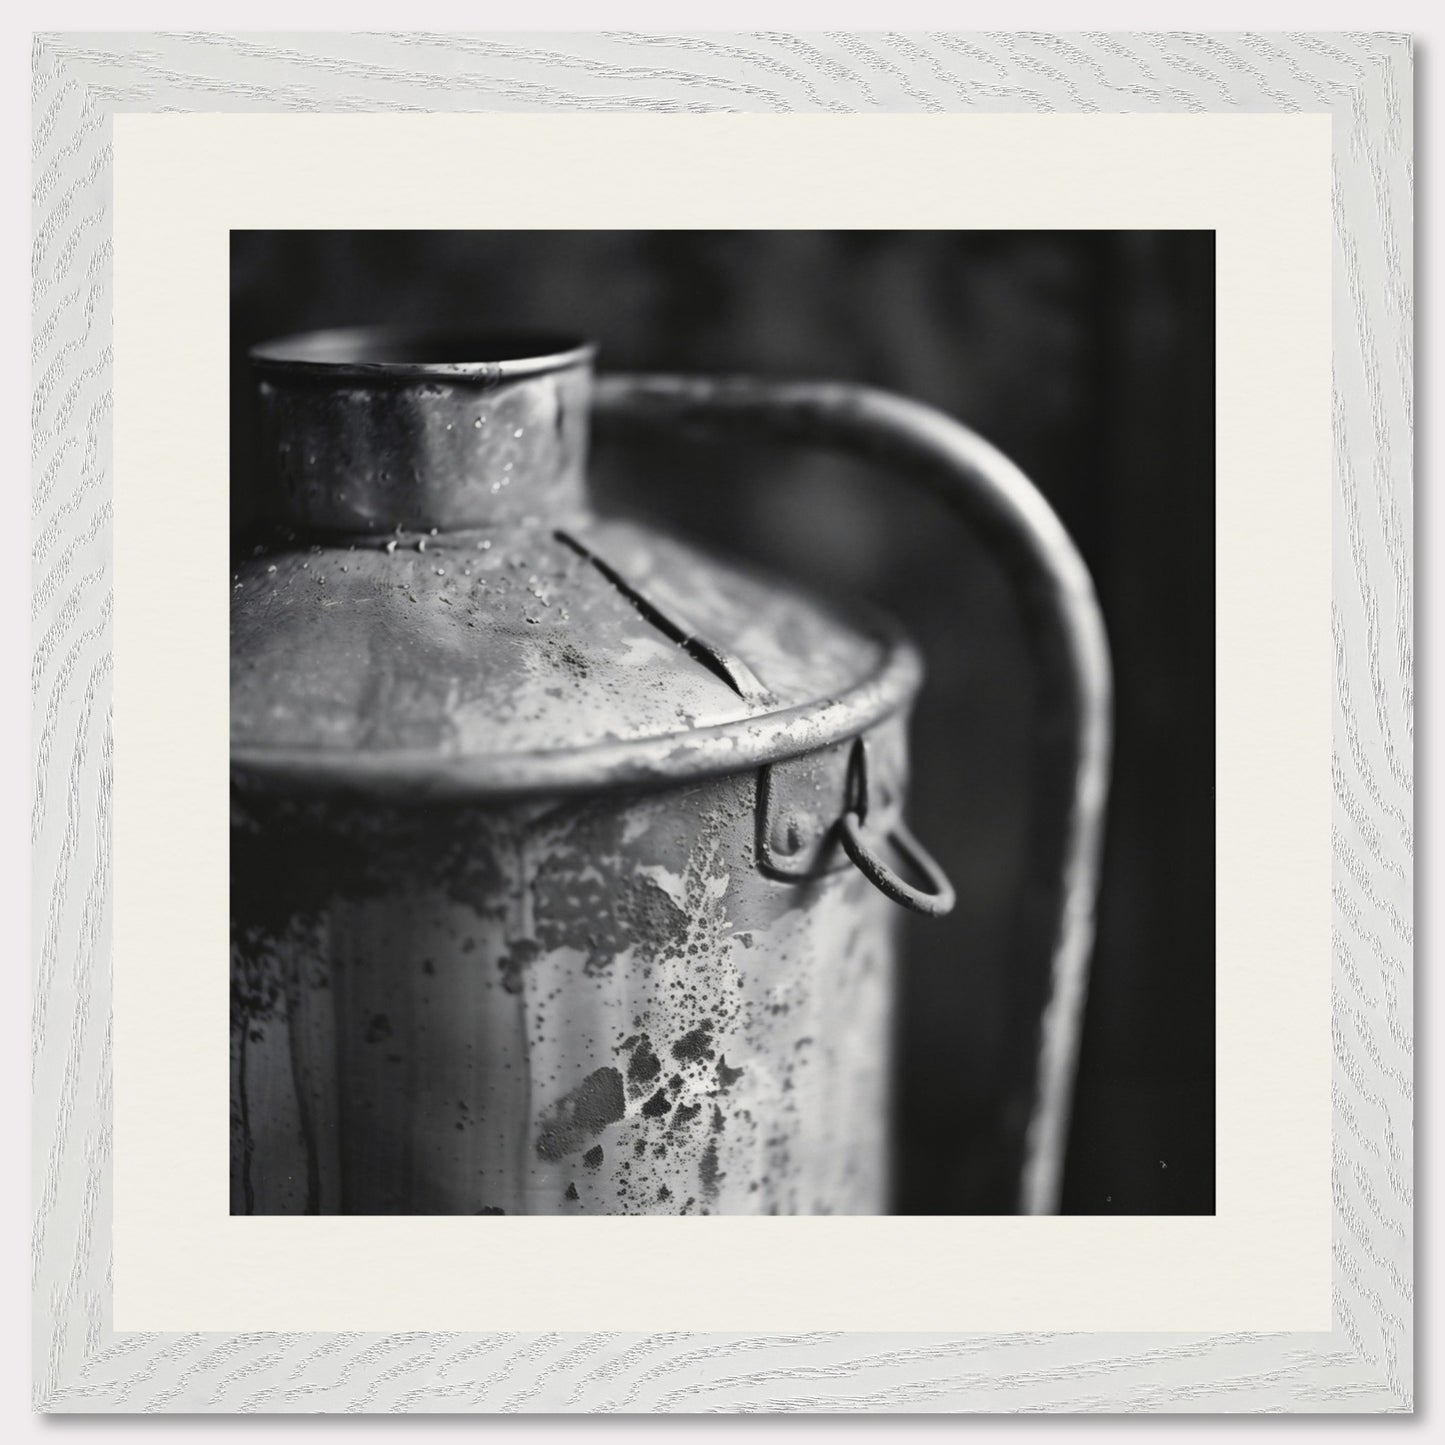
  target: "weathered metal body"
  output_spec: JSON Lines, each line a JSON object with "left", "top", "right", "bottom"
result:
{"left": 231, "top": 330, "right": 939, "bottom": 1215}
{"left": 232, "top": 731, "right": 905, "bottom": 1215}
{"left": 231, "top": 326, "right": 1110, "bottom": 1217}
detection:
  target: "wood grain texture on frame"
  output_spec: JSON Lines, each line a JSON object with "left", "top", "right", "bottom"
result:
{"left": 30, "top": 31, "right": 1411, "bottom": 1412}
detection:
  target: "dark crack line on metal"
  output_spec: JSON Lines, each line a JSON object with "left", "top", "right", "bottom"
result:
{"left": 554, "top": 528, "right": 769, "bottom": 703}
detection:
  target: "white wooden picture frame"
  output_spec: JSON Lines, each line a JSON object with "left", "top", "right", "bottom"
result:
{"left": 31, "top": 31, "right": 1412, "bottom": 1412}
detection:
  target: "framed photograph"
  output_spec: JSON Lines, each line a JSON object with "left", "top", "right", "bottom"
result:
{"left": 31, "top": 32, "right": 1412, "bottom": 1412}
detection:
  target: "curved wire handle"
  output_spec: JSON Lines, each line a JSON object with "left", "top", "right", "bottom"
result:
{"left": 839, "top": 736, "right": 956, "bottom": 918}
{"left": 592, "top": 373, "right": 1112, "bottom": 1216}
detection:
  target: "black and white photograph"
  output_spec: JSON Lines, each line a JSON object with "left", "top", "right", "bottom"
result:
{"left": 26, "top": 25, "right": 1414, "bottom": 1417}
{"left": 229, "top": 229, "right": 1215, "bottom": 1218}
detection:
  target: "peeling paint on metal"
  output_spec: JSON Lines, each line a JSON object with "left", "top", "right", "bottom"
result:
{"left": 231, "top": 718, "right": 905, "bottom": 1215}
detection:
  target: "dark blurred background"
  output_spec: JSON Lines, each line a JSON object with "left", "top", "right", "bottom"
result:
{"left": 231, "top": 230, "right": 1215, "bottom": 1215}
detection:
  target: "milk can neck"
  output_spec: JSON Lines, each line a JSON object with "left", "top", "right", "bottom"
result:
{"left": 250, "top": 327, "right": 596, "bottom": 536}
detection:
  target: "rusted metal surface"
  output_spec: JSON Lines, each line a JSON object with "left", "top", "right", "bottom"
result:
{"left": 590, "top": 374, "right": 1112, "bottom": 1214}
{"left": 230, "top": 517, "right": 919, "bottom": 801}
{"left": 234, "top": 329, "right": 921, "bottom": 803}
{"left": 231, "top": 328, "right": 1107, "bottom": 1218}
{"left": 232, "top": 720, "right": 908, "bottom": 1215}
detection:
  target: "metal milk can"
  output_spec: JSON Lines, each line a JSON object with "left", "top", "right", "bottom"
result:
{"left": 231, "top": 328, "right": 1110, "bottom": 1217}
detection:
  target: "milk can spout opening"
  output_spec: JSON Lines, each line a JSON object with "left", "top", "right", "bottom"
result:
{"left": 250, "top": 325, "right": 597, "bottom": 536}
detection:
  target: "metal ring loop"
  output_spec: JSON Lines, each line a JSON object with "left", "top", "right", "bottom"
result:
{"left": 839, "top": 812, "right": 957, "bottom": 918}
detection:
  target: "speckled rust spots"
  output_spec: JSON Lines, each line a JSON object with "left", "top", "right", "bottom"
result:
{"left": 671, "top": 1020, "right": 715, "bottom": 1063}
{"left": 699, "top": 1140, "right": 723, "bottom": 1201}
{"left": 528, "top": 808, "right": 696, "bottom": 975}
{"left": 498, "top": 937, "right": 543, "bottom": 995}
{"left": 534, "top": 1066, "right": 625, "bottom": 1161}
{"left": 716, "top": 1056, "right": 744, "bottom": 1090}
{"left": 232, "top": 716, "right": 908, "bottom": 1215}
{"left": 554, "top": 641, "right": 589, "bottom": 678}
{"left": 624, "top": 1034, "right": 662, "bottom": 1090}
{"left": 621, "top": 877, "right": 691, "bottom": 957}
{"left": 565, "top": 1182, "right": 580, "bottom": 1201}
